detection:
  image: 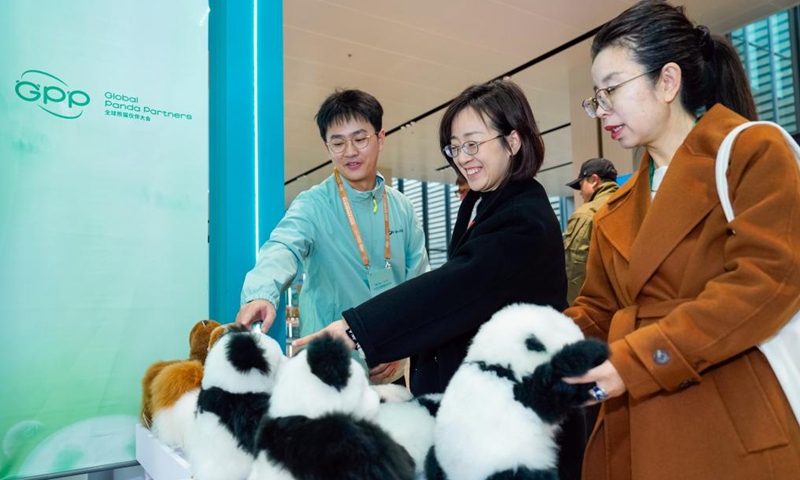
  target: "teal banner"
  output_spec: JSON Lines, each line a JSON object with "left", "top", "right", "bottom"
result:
{"left": 0, "top": 1, "right": 209, "bottom": 478}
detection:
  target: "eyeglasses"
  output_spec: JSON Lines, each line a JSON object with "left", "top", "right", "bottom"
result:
{"left": 443, "top": 134, "right": 503, "bottom": 158}
{"left": 582, "top": 67, "right": 661, "bottom": 118}
{"left": 326, "top": 132, "right": 377, "bottom": 154}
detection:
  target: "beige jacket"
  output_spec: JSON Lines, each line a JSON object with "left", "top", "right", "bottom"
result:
{"left": 564, "top": 181, "right": 619, "bottom": 305}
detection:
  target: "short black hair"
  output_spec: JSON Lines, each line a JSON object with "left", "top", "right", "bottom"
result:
{"left": 439, "top": 79, "right": 545, "bottom": 183}
{"left": 314, "top": 89, "right": 383, "bottom": 140}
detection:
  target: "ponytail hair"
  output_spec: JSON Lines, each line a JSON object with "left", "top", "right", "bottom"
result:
{"left": 592, "top": 0, "right": 757, "bottom": 120}
{"left": 711, "top": 38, "right": 758, "bottom": 120}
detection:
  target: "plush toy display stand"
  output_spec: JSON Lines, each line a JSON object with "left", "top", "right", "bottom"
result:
{"left": 135, "top": 424, "right": 191, "bottom": 480}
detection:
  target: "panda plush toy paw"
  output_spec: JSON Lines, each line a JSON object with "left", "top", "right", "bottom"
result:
{"left": 249, "top": 333, "right": 416, "bottom": 480}
{"left": 514, "top": 333, "right": 609, "bottom": 424}
{"left": 376, "top": 393, "right": 442, "bottom": 478}
{"left": 425, "top": 303, "right": 608, "bottom": 480}
{"left": 189, "top": 325, "right": 286, "bottom": 480}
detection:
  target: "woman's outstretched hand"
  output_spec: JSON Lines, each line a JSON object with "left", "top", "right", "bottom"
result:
{"left": 291, "top": 319, "right": 356, "bottom": 350}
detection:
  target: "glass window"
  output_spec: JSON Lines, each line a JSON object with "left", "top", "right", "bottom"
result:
{"left": 394, "top": 178, "right": 453, "bottom": 269}
{"left": 731, "top": 9, "right": 798, "bottom": 133}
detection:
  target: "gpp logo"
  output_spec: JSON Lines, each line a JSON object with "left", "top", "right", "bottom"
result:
{"left": 15, "top": 70, "right": 90, "bottom": 120}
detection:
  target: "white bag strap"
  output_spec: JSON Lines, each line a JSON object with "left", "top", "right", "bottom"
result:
{"left": 715, "top": 121, "right": 800, "bottom": 222}
{"left": 716, "top": 121, "right": 800, "bottom": 425}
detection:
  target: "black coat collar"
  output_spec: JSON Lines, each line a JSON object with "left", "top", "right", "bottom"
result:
{"left": 449, "top": 178, "right": 537, "bottom": 256}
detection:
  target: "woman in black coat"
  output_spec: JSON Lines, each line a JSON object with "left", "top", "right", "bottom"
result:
{"left": 359, "top": 173, "right": 566, "bottom": 395}
{"left": 295, "top": 79, "right": 584, "bottom": 479}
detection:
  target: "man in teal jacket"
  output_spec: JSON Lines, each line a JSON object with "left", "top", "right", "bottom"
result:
{"left": 236, "top": 89, "right": 429, "bottom": 382}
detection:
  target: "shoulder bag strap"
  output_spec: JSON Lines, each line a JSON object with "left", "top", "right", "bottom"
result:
{"left": 715, "top": 120, "right": 800, "bottom": 222}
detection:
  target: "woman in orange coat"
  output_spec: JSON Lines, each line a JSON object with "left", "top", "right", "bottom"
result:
{"left": 563, "top": 1, "right": 800, "bottom": 479}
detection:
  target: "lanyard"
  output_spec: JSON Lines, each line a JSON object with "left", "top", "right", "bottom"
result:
{"left": 334, "top": 169, "right": 390, "bottom": 269}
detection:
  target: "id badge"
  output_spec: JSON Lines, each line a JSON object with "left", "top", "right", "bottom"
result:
{"left": 368, "top": 267, "right": 396, "bottom": 297}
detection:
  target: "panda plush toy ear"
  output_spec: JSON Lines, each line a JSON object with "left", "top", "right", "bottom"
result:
{"left": 250, "top": 333, "right": 416, "bottom": 480}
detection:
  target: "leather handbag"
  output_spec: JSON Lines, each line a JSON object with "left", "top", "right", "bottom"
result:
{"left": 715, "top": 120, "right": 800, "bottom": 423}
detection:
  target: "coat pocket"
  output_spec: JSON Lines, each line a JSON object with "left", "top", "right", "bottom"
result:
{"left": 710, "top": 354, "right": 789, "bottom": 452}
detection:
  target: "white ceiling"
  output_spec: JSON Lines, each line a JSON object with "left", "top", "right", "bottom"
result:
{"left": 283, "top": 0, "right": 800, "bottom": 206}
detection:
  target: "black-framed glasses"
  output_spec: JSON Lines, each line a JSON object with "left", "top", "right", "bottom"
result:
{"left": 326, "top": 132, "right": 377, "bottom": 154}
{"left": 443, "top": 134, "right": 503, "bottom": 159}
{"left": 582, "top": 67, "right": 661, "bottom": 118}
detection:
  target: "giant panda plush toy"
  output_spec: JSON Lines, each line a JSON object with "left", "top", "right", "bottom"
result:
{"left": 425, "top": 303, "right": 608, "bottom": 480}
{"left": 249, "top": 333, "right": 416, "bottom": 480}
{"left": 189, "top": 325, "right": 286, "bottom": 480}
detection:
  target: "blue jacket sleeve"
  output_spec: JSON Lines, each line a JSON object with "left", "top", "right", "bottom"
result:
{"left": 240, "top": 194, "right": 317, "bottom": 306}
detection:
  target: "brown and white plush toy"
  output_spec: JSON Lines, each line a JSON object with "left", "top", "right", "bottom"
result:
{"left": 139, "top": 320, "right": 224, "bottom": 448}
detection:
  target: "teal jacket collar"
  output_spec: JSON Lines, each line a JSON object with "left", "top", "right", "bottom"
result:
{"left": 339, "top": 172, "right": 386, "bottom": 203}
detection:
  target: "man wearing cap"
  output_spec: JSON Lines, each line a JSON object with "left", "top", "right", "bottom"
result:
{"left": 563, "top": 158, "right": 619, "bottom": 305}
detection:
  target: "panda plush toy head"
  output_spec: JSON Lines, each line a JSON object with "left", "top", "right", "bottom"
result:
{"left": 201, "top": 325, "right": 286, "bottom": 395}
{"left": 426, "top": 303, "right": 608, "bottom": 480}
{"left": 463, "top": 303, "right": 585, "bottom": 380}
{"left": 267, "top": 332, "right": 379, "bottom": 421}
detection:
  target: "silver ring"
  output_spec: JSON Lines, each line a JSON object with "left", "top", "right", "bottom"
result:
{"left": 590, "top": 385, "right": 609, "bottom": 402}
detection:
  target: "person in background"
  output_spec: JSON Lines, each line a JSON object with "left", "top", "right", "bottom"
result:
{"left": 455, "top": 172, "right": 470, "bottom": 201}
{"left": 236, "top": 89, "right": 429, "bottom": 385}
{"left": 563, "top": 1, "right": 800, "bottom": 479}
{"left": 295, "top": 78, "right": 587, "bottom": 480}
{"left": 563, "top": 157, "right": 619, "bottom": 305}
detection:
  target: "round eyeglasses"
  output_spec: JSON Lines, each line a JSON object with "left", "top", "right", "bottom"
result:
{"left": 326, "top": 132, "right": 377, "bottom": 154}
{"left": 582, "top": 67, "right": 661, "bottom": 118}
{"left": 443, "top": 134, "right": 503, "bottom": 158}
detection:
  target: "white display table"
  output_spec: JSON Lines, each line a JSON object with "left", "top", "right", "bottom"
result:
{"left": 135, "top": 424, "right": 192, "bottom": 480}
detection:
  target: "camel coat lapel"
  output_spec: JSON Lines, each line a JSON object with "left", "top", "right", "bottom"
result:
{"left": 626, "top": 149, "right": 718, "bottom": 299}
{"left": 595, "top": 111, "right": 741, "bottom": 304}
